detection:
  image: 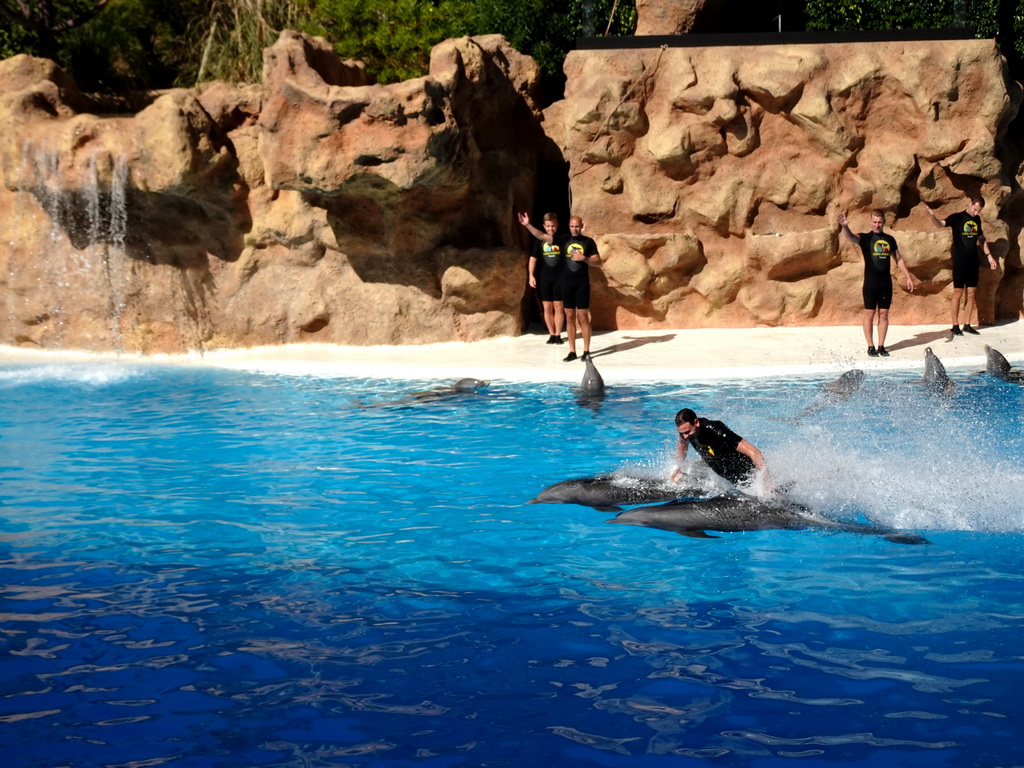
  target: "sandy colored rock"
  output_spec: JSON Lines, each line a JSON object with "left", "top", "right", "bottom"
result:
{"left": 0, "top": 32, "right": 543, "bottom": 353}
{"left": 556, "top": 37, "right": 1022, "bottom": 328}
{"left": 634, "top": 0, "right": 712, "bottom": 35}
{"left": 2, "top": 19, "right": 1023, "bottom": 354}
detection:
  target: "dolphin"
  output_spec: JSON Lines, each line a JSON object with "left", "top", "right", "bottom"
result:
{"left": 984, "top": 345, "right": 1024, "bottom": 382}
{"left": 607, "top": 494, "right": 929, "bottom": 545}
{"left": 824, "top": 369, "right": 865, "bottom": 397}
{"left": 529, "top": 466, "right": 720, "bottom": 512}
{"left": 800, "top": 369, "right": 865, "bottom": 416}
{"left": 581, "top": 356, "right": 605, "bottom": 393}
{"left": 360, "top": 378, "right": 490, "bottom": 408}
{"left": 575, "top": 356, "right": 606, "bottom": 410}
{"left": 922, "top": 347, "right": 955, "bottom": 397}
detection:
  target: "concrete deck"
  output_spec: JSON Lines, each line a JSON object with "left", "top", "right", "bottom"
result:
{"left": 3, "top": 322, "right": 1020, "bottom": 383}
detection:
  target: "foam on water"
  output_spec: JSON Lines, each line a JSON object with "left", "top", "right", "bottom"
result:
{"left": 0, "top": 362, "right": 141, "bottom": 387}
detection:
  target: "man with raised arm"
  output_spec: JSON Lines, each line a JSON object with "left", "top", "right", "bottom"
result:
{"left": 518, "top": 212, "right": 601, "bottom": 362}
{"left": 518, "top": 212, "right": 564, "bottom": 344}
{"left": 839, "top": 209, "right": 916, "bottom": 358}
{"left": 925, "top": 196, "right": 998, "bottom": 337}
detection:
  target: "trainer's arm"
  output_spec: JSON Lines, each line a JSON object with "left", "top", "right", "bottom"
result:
{"left": 736, "top": 440, "right": 766, "bottom": 472}
{"left": 517, "top": 212, "right": 553, "bottom": 243}
{"left": 838, "top": 212, "right": 860, "bottom": 244}
{"left": 670, "top": 437, "right": 689, "bottom": 482}
{"left": 925, "top": 207, "right": 946, "bottom": 228}
{"left": 737, "top": 439, "right": 773, "bottom": 492}
{"left": 894, "top": 251, "right": 916, "bottom": 292}
{"left": 528, "top": 255, "right": 538, "bottom": 288}
{"left": 978, "top": 235, "right": 998, "bottom": 270}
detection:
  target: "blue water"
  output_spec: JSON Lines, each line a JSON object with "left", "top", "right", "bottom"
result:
{"left": 2, "top": 361, "right": 1024, "bottom": 767}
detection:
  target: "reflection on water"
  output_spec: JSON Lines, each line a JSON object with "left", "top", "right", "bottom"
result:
{"left": 1, "top": 362, "right": 1023, "bottom": 767}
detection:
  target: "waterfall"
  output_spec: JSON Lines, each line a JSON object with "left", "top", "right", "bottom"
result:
{"left": 4, "top": 142, "right": 131, "bottom": 352}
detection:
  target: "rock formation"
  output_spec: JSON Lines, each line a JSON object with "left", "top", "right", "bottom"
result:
{"left": 546, "top": 37, "right": 1023, "bottom": 329}
{"left": 0, "top": 32, "right": 546, "bottom": 352}
{"left": 1, "top": 23, "right": 1022, "bottom": 355}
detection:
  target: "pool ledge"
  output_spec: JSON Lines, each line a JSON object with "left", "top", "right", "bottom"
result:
{"left": 3, "top": 323, "right": 1022, "bottom": 383}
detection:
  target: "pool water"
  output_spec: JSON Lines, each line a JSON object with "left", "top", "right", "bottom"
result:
{"left": 2, "top": 362, "right": 1023, "bottom": 767}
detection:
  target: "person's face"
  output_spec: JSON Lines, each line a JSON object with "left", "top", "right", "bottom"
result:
{"left": 543, "top": 219, "right": 558, "bottom": 236}
{"left": 967, "top": 200, "right": 983, "bottom": 216}
{"left": 677, "top": 420, "right": 699, "bottom": 440}
{"left": 568, "top": 218, "right": 583, "bottom": 236}
{"left": 871, "top": 215, "right": 885, "bottom": 233}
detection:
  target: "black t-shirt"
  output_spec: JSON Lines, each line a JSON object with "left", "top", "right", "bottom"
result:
{"left": 560, "top": 235, "right": 599, "bottom": 278}
{"left": 688, "top": 419, "right": 756, "bottom": 484}
{"left": 531, "top": 238, "right": 563, "bottom": 276}
{"left": 857, "top": 232, "right": 898, "bottom": 279}
{"left": 945, "top": 211, "right": 983, "bottom": 262}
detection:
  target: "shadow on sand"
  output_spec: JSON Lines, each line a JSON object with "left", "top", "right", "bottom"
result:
{"left": 588, "top": 333, "right": 677, "bottom": 359}
{"left": 884, "top": 329, "right": 951, "bottom": 352}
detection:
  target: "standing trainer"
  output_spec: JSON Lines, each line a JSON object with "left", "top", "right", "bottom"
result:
{"left": 518, "top": 211, "right": 565, "bottom": 344}
{"left": 839, "top": 209, "right": 916, "bottom": 357}
{"left": 926, "top": 196, "right": 998, "bottom": 336}
{"left": 560, "top": 216, "right": 601, "bottom": 362}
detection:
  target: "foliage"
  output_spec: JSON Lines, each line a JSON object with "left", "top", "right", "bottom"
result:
{"left": 184, "top": 0, "right": 311, "bottom": 85}
{"left": 301, "top": 0, "right": 477, "bottom": 84}
{"left": 475, "top": 0, "right": 636, "bottom": 76}
{"left": 805, "top": 0, "right": 998, "bottom": 36}
{"left": 0, "top": 16, "right": 34, "bottom": 60}
{"left": 0, "top": 0, "right": 112, "bottom": 58}
{"left": 56, "top": 0, "right": 198, "bottom": 91}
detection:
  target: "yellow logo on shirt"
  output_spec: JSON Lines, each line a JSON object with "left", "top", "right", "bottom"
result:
{"left": 873, "top": 240, "right": 891, "bottom": 256}
{"left": 962, "top": 221, "right": 979, "bottom": 237}
{"left": 543, "top": 243, "right": 561, "bottom": 256}
{"left": 566, "top": 243, "right": 585, "bottom": 259}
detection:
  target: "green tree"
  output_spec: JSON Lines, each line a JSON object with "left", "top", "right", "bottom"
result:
{"left": 302, "top": 0, "right": 477, "bottom": 84}
{"left": 0, "top": 0, "right": 112, "bottom": 59}
{"left": 805, "top": 0, "right": 998, "bottom": 37}
{"left": 475, "top": 0, "right": 636, "bottom": 76}
{"left": 1, "top": 16, "right": 34, "bottom": 60}
{"left": 56, "top": 0, "right": 201, "bottom": 92}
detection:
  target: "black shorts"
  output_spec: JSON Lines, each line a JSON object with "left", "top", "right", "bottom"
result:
{"left": 561, "top": 278, "right": 590, "bottom": 310}
{"left": 952, "top": 257, "right": 980, "bottom": 289}
{"left": 536, "top": 270, "right": 562, "bottom": 303}
{"left": 863, "top": 277, "right": 892, "bottom": 310}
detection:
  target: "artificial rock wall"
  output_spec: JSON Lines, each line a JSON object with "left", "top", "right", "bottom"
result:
{"left": 1, "top": 27, "right": 1023, "bottom": 354}
{"left": 0, "top": 32, "right": 545, "bottom": 353}
{"left": 547, "top": 37, "right": 1023, "bottom": 330}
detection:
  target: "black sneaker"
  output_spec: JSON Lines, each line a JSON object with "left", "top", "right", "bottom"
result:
{"left": 563, "top": 351, "right": 578, "bottom": 362}
{"left": 581, "top": 351, "right": 591, "bottom": 362}
{"left": 963, "top": 324, "right": 980, "bottom": 335}
{"left": 878, "top": 346, "right": 889, "bottom": 357}
{"left": 951, "top": 325, "right": 963, "bottom": 336}
{"left": 867, "top": 346, "right": 878, "bottom": 357}
{"left": 546, "top": 335, "right": 557, "bottom": 344}
{"left": 553, "top": 336, "right": 564, "bottom": 344}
